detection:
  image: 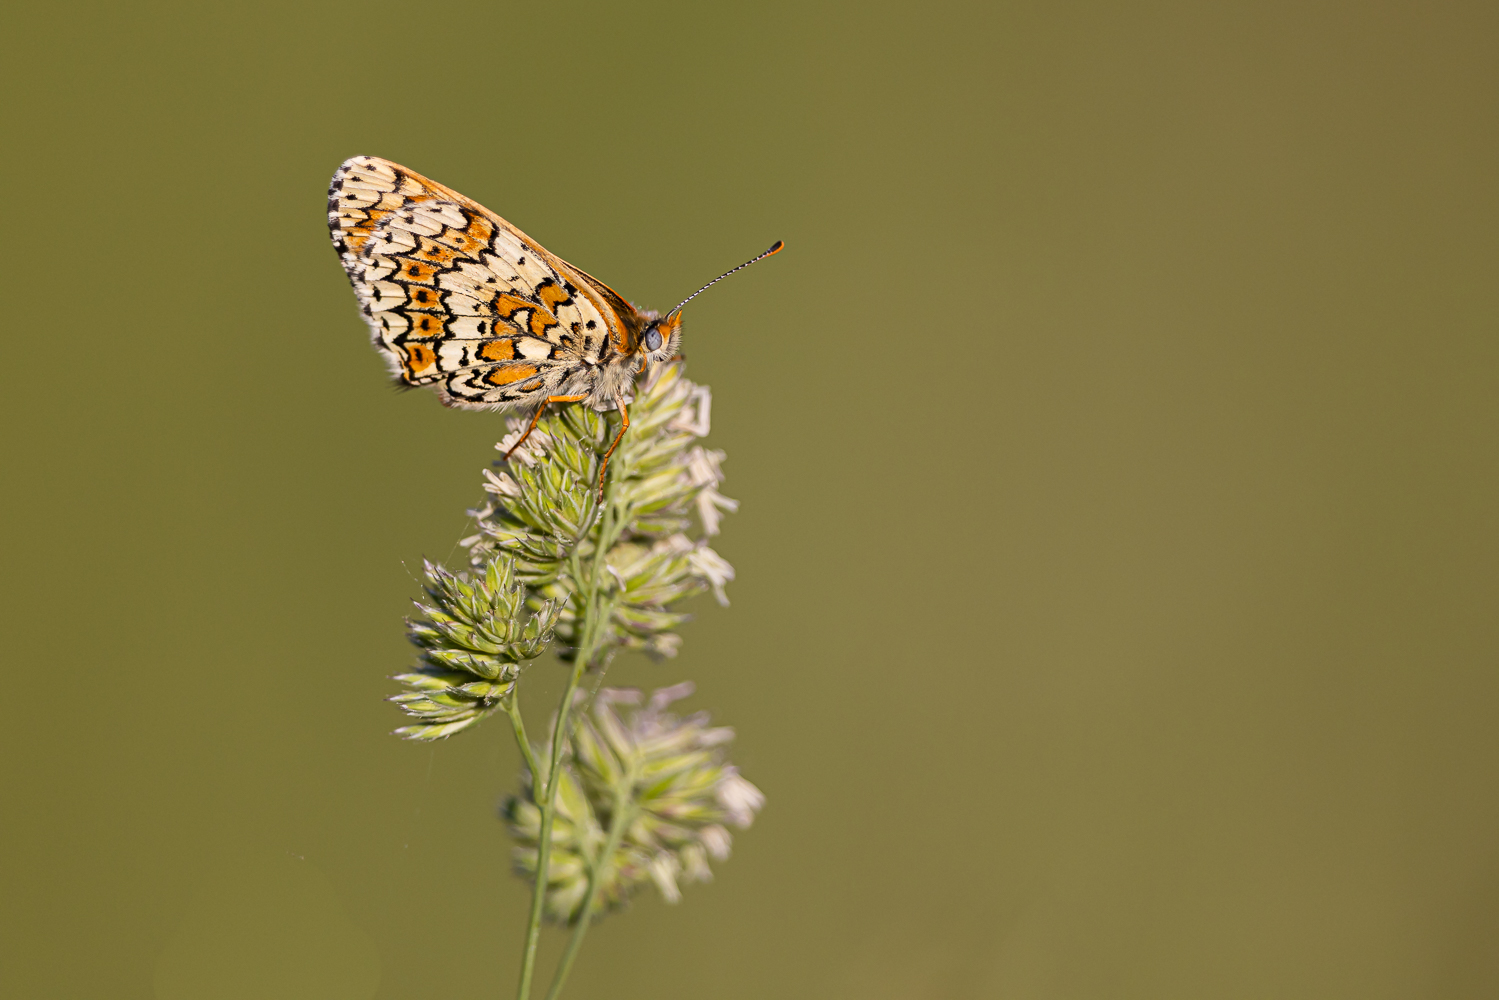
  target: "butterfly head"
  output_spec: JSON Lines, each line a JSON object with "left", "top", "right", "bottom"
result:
{"left": 638, "top": 312, "right": 683, "bottom": 365}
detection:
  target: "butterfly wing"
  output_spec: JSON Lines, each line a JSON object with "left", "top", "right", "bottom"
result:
{"left": 328, "top": 156, "right": 642, "bottom": 409}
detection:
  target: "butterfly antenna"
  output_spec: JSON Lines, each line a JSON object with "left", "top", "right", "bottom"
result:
{"left": 666, "top": 240, "right": 784, "bottom": 320}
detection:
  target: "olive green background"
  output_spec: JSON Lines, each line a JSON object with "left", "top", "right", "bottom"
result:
{"left": 3, "top": 1, "right": 1497, "bottom": 997}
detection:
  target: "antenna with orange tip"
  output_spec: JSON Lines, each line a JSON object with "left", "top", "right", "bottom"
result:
{"left": 665, "top": 240, "right": 784, "bottom": 320}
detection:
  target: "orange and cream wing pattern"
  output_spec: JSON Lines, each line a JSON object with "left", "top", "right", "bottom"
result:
{"left": 328, "top": 156, "right": 641, "bottom": 409}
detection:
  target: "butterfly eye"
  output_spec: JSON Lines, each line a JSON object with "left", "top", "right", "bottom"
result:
{"left": 644, "top": 327, "right": 663, "bottom": 352}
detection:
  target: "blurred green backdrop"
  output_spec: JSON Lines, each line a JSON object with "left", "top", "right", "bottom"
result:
{"left": 3, "top": 1, "right": 1497, "bottom": 997}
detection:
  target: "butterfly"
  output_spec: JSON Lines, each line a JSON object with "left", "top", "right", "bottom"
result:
{"left": 327, "top": 156, "right": 781, "bottom": 496}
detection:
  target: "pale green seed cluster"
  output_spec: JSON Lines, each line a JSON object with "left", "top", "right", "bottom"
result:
{"left": 470, "top": 402, "right": 608, "bottom": 586}
{"left": 386, "top": 362, "right": 762, "bottom": 941}
{"left": 392, "top": 364, "right": 736, "bottom": 740}
{"left": 466, "top": 362, "right": 738, "bottom": 663}
{"left": 503, "top": 683, "right": 764, "bottom": 923}
{"left": 390, "top": 556, "right": 562, "bottom": 740}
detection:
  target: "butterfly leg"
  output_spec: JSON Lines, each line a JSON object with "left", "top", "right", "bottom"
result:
{"left": 596, "top": 389, "right": 631, "bottom": 501}
{"left": 504, "top": 394, "right": 588, "bottom": 462}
